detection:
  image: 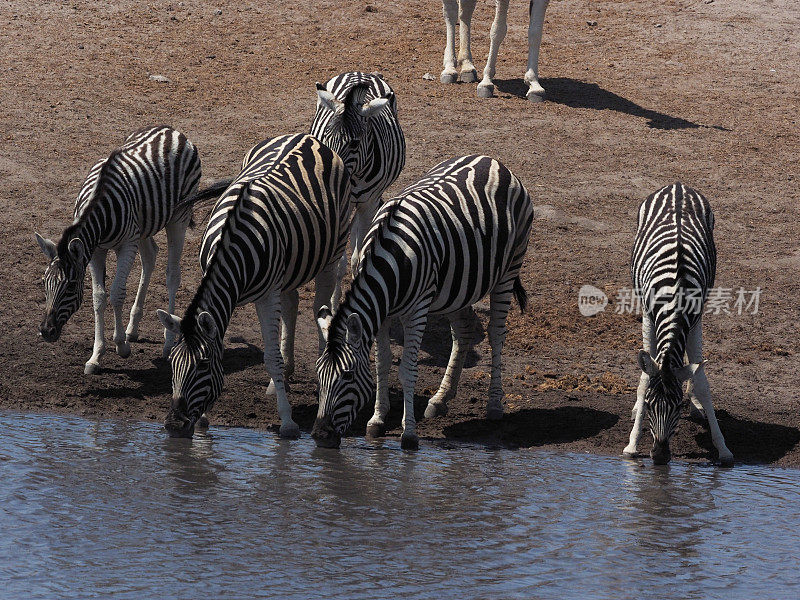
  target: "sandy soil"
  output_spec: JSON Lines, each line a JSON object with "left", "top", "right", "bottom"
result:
{"left": 1, "top": 0, "right": 798, "bottom": 466}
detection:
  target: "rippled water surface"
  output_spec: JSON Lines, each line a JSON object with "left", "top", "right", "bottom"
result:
{"left": 1, "top": 411, "right": 798, "bottom": 599}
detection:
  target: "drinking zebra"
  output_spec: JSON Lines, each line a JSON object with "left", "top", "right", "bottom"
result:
{"left": 310, "top": 71, "right": 406, "bottom": 307}
{"left": 623, "top": 183, "right": 733, "bottom": 466}
{"left": 156, "top": 134, "right": 351, "bottom": 438}
{"left": 35, "top": 125, "right": 202, "bottom": 374}
{"left": 312, "top": 155, "right": 533, "bottom": 450}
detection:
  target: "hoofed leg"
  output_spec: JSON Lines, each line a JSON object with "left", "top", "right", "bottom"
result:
{"left": 424, "top": 306, "right": 476, "bottom": 418}
{"left": 85, "top": 249, "right": 108, "bottom": 374}
{"left": 350, "top": 199, "right": 380, "bottom": 276}
{"left": 256, "top": 293, "right": 300, "bottom": 439}
{"left": 397, "top": 304, "right": 431, "bottom": 449}
{"left": 624, "top": 314, "right": 656, "bottom": 457}
{"left": 524, "top": 0, "right": 550, "bottom": 102}
{"left": 478, "top": 0, "right": 510, "bottom": 98}
{"left": 163, "top": 222, "right": 188, "bottom": 358}
{"left": 486, "top": 282, "right": 514, "bottom": 420}
{"left": 441, "top": 0, "right": 459, "bottom": 83}
{"left": 266, "top": 289, "right": 299, "bottom": 396}
{"left": 110, "top": 242, "right": 139, "bottom": 359}
{"left": 125, "top": 237, "right": 158, "bottom": 343}
{"left": 457, "top": 0, "right": 478, "bottom": 82}
{"left": 367, "top": 323, "right": 392, "bottom": 438}
{"left": 686, "top": 319, "right": 734, "bottom": 466}
{"left": 314, "top": 262, "right": 338, "bottom": 355}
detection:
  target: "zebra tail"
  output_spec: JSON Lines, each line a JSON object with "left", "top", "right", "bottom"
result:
{"left": 181, "top": 178, "right": 234, "bottom": 229}
{"left": 513, "top": 277, "right": 528, "bottom": 313}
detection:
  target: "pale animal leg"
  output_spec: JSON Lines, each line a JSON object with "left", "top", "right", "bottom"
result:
{"left": 425, "top": 306, "right": 476, "bottom": 418}
{"left": 397, "top": 303, "right": 431, "bottom": 449}
{"left": 478, "top": 0, "right": 510, "bottom": 98}
{"left": 524, "top": 0, "right": 550, "bottom": 102}
{"left": 85, "top": 249, "right": 108, "bottom": 374}
{"left": 457, "top": 0, "right": 478, "bottom": 82}
{"left": 367, "top": 323, "right": 392, "bottom": 438}
{"left": 163, "top": 222, "right": 188, "bottom": 357}
{"left": 486, "top": 282, "right": 514, "bottom": 419}
{"left": 441, "top": 0, "right": 460, "bottom": 83}
{"left": 125, "top": 237, "right": 158, "bottom": 342}
{"left": 624, "top": 314, "right": 656, "bottom": 457}
{"left": 110, "top": 242, "right": 138, "bottom": 358}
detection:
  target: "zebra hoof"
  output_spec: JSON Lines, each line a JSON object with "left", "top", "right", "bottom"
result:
{"left": 424, "top": 401, "right": 448, "bottom": 419}
{"left": 366, "top": 422, "right": 385, "bottom": 438}
{"left": 84, "top": 361, "right": 101, "bottom": 375}
{"left": 477, "top": 83, "right": 494, "bottom": 98}
{"left": 279, "top": 422, "right": 301, "bottom": 440}
{"left": 459, "top": 68, "right": 478, "bottom": 83}
{"left": 116, "top": 342, "right": 131, "bottom": 359}
{"left": 526, "top": 89, "right": 546, "bottom": 103}
{"left": 486, "top": 406, "right": 504, "bottom": 421}
{"left": 718, "top": 453, "right": 734, "bottom": 468}
{"left": 126, "top": 332, "right": 139, "bottom": 342}
{"left": 440, "top": 71, "right": 458, "bottom": 84}
{"left": 622, "top": 450, "right": 638, "bottom": 459}
{"left": 400, "top": 432, "right": 419, "bottom": 451}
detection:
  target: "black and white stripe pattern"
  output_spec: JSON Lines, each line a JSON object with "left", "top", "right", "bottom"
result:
{"left": 624, "top": 183, "right": 732, "bottom": 465}
{"left": 313, "top": 155, "right": 533, "bottom": 449}
{"left": 310, "top": 71, "right": 406, "bottom": 306}
{"left": 36, "top": 125, "right": 201, "bottom": 374}
{"left": 157, "top": 134, "right": 351, "bottom": 438}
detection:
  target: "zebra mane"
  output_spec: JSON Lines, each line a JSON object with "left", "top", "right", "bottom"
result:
{"left": 181, "top": 183, "right": 250, "bottom": 336}
{"left": 57, "top": 148, "right": 126, "bottom": 258}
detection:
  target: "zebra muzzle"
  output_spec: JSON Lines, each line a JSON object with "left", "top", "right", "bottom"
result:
{"left": 164, "top": 406, "right": 196, "bottom": 438}
{"left": 311, "top": 415, "right": 341, "bottom": 449}
{"left": 650, "top": 440, "right": 671, "bottom": 465}
{"left": 39, "top": 318, "right": 60, "bottom": 342}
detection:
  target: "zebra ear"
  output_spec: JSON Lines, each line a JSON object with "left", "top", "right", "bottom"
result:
{"left": 675, "top": 361, "right": 705, "bottom": 383}
{"left": 346, "top": 313, "right": 362, "bottom": 347}
{"left": 34, "top": 232, "right": 57, "bottom": 261}
{"left": 359, "top": 96, "right": 390, "bottom": 118}
{"left": 157, "top": 309, "right": 182, "bottom": 335}
{"left": 317, "top": 306, "right": 333, "bottom": 342}
{"left": 197, "top": 311, "right": 217, "bottom": 339}
{"left": 317, "top": 88, "right": 344, "bottom": 116}
{"left": 637, "top": 350, "right": 659, "bottom": 377}
{"left": 68, "top": 238, "right": 87, "bottom": 263}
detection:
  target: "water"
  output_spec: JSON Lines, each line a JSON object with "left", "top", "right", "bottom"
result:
{"left": 0, "top": 412, "right": 798, "bottom": 600}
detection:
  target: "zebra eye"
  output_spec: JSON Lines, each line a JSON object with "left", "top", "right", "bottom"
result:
{"left": 341, "top": 370, "right": 354, "bottom": 383}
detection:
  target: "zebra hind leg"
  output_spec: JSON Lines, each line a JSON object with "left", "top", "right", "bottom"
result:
{"left": 486, "top": 282, "right": 515, "bottom": 420}
{"left": 125, "top": 237, "right": 157, "bottom": 343}
{"left": 109, "top": 242, "right": 139, "bottom": 359}
{"left": 424, "top": 306, "right": 477, "bottom": 419}
{"left": 256, "top": 293, "right": 300, "bottom": 439}
{"left": 266, "top": 289, "right": 299, "bottom": 396}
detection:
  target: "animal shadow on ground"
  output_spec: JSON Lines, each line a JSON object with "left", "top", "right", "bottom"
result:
{"left": 686, "top": 410, "right": 800, "bottom": 464}
{"left": 494, "top": 77, "right": 729, "bottom": 131}
{"left": 443, "top": 407, "right": 619, "bottom": 448}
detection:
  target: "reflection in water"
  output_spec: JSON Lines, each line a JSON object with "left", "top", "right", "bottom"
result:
{"left": 0, "top": 411, "right": 798, "bottom": 600}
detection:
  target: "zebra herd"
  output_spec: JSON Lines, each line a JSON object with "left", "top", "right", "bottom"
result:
{"left": 35, "top": 71, "right": 732, "bottom": 465}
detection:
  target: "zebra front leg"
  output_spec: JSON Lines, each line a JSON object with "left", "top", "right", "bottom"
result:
{"left": 266, "top": 289, "right": 299, "bottom": 397}
{"left": 686, "top": 320, "right": 734, "bottom": 466}
{"left": 85, "top": 249, "right": 108, "bottom": 374}
{"left": 256, "top": 293, "right": 300, "bottom": 439}
{"left": 110, "top": 242, "right": 138, "bottom": 359}
{"left": 125, "top": 237, "right": 157, "bottom": 343}
{"left": 624, "top": 314, "right": 656, "bottom": 457}
{"left": 457, "top": 0, "right": 478, "bottom": 82}
{"left": 397, "top": 310, "right": 430, "bottom": 449}
{"left": 163, "top": 221, "right": 188, "bottom": 358}
{"left": 366, "top": 323, "right": 392, "bottom": 438}
{"left": 524, "top": 0, "right": 550, "bottom": 102}
{"left": 477, "top": 0, "right": 510, "bottom": 98}
{"left": 441, "top": 0, "right": 460, "bottom": 83}
{"left": 424, "top": 306, "right": 476, "bottom": 418}
{"left": 486, "top": 284, "right": 514, "bottom": 420}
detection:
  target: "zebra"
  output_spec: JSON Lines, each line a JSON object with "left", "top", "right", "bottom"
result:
{"left": 310, "top": 71, "right": 406, "bottom": 307}
{"left": 623, "top": 183, "right": 734, "bottom": 466}
{"left": 35, "top": 125, "right": 202, "bottom": 374}
{"left": 312, "top": 154, "right": 533, "bottom": 450}
{"left": 441, "top": 0, "right": 550, "bottom": 102}
{"left": 156, "top": 134, "right": 351, "bottom": 439}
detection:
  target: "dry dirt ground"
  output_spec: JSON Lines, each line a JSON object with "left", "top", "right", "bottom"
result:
{"left": 1, "top": 0, "right": 798, "bottom": 466}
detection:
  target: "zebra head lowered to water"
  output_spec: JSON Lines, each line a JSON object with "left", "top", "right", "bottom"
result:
{"left": 34, "top": 125, "right": 202, "bottom": 374}
{"left": 310, "top": 71, "right": 406, "bottom": 308}
{"left": 623, "top": 183, "right": 733, "bottom": 466}
{"left": 157, "top": 134, "right": 351, "bottom": 439}
{"left": 313, "top": 154, "right": 533, "bottom": 450}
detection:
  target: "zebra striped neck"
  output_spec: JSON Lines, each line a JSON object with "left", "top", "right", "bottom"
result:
{"left": 57, "top": 214, "right": 100, "bottom": 268}
{"left": 330, "top": 276, "right": 387, "bottom": 350}
{"left": 181, "top": 256, "right": 239, "bottom": 345}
